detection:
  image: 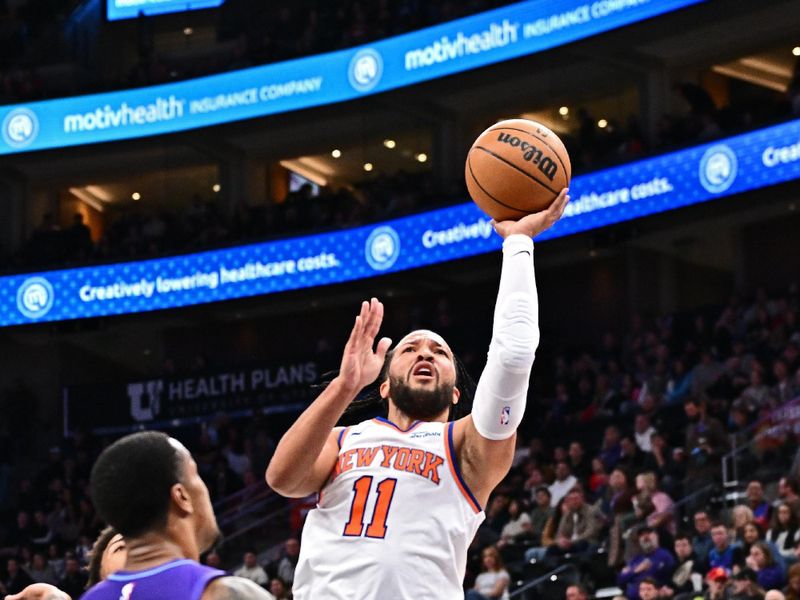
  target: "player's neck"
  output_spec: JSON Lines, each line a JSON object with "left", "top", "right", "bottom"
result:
{"left": 122, "top": 528, "right": 199, "bottom": 572}
{"left": 387, "top": 405, "right": 449, "bottom": 429}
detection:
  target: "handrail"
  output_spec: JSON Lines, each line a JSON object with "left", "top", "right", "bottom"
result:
{"left": 509, "top": 564, "right": 573, "bottom": 598}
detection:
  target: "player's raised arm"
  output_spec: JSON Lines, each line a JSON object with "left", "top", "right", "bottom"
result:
{"left": 266, "top": 298, "right": 392, "bottom": 497}
{"left": 454, "top": 189, "right": 569, "bottom": 507}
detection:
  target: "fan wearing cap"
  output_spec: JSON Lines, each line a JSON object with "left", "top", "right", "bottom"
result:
{"left": 267, "top": 195, "right": 569, "bottom": 600}
{"left": 618, "top": 526, "right": 676, "bottom": 600}
{"left": 705, "top": 567, "right": 730, "bottom": 600}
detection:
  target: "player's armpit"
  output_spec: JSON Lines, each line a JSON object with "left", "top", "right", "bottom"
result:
{"left": 452, "top": 415, "right": 516, "bottom": 509}
{"left": 266, "top": 427, "right": 341, "bottom": 498}
{"left": 202, "top": 576, "right": 276, "bottom": 600}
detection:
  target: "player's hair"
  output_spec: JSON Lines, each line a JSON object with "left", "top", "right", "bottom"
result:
{"left": 316, "top": 344, "right": 477, "bottom": 422}
{"left": 91, "top": 431, "right": 182, "bottom": 538}
{"left": 86, "top": 526, "right": 119, "bottom": 588}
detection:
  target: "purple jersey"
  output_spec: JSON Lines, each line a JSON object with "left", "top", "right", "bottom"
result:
{"left": 80, "top": 559, "right": 225, "bottom": 600}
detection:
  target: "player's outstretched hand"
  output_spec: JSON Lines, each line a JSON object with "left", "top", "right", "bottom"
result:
{"left": 6, "top": 583, "right": 71, "bottom": 600}
{"left": 492, "top": 188, "right": 569, "bottom": 239}
{"left": 338, "top": 298, "right": 392, "bottom": 394}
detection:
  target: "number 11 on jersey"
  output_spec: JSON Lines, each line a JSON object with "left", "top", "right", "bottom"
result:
{"left": 343, "top": 476, "right": 397, "bottom": 539}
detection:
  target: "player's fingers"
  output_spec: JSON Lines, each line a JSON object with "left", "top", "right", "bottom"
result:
{"left": 344, "top": 312, "right": 363, "bottom": 351}
{"left": 375, "top": 337, "right": 393, "bottom": 361}
{"left": 365, "top": 298, "right": 383, "bottom": 340}
{"left": 491, "top": 219, "right": 509, "bottom": 238}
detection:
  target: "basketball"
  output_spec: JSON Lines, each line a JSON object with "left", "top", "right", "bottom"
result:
{"left": 465, "top": 118, "right": 572, "bottom": 222}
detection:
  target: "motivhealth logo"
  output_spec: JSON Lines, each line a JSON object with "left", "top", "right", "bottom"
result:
{"left": 2, "top": 108, "right": 39, "bottom": 148}
{"left": 365, "top": 226, "right": 400, "bottom": 271}
{"left": 699, "top": 144, "right": 738, "bottom": 194}
{"left": 348, "top": 48, "right": 383, "bottom": 92}
{"left": 16, "top": 277, "right": 54, "bottom": 319}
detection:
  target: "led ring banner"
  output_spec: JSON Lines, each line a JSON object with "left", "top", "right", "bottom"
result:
{"left": 2, "top": 117, "right": 800, "bottom": 327}
{"left": 1, "top": 0, "right": 703, "bottom": 155}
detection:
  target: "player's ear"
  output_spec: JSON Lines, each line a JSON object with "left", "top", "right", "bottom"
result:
{"left": 171, "top": 483, "right": 193, "bottom": 515}
{"left": 379, "top": 379, "right": 390, "bottom": 399}
{"left": 452, "top": 387, "right": 461, "bottom": 405}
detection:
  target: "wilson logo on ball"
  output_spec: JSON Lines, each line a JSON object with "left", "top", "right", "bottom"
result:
{"left": 496, "top": 132, "right": 558, "bottom": 181}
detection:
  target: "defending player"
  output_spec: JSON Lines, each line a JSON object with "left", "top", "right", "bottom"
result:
{"left": 266, "top": 189, "right": 569, "bottom": 599}
{"left": 81, "top": 431, "right": 274, "bottom": 600}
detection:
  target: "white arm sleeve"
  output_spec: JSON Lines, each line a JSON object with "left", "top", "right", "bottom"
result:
{"left": 471, "top": 234, "right": 539, "bottom": 440}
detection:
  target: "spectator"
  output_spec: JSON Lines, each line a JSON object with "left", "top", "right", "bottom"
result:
{"left": 529, "top": 487, "right": 554, "bottom": 545}
{"left": 601, "top": 425, "right": 623, "bottom": 470}
{"left": 748, "top": 481, "right": 773, "bottom": 531}
{"left": 620, "top": 435, "right": 658, "bottom": 475}
{"left": 665, "top": 532, "right": 704, "bottom": 597}
{"left": 767, "top": 504, "right": 800, "bottom": 560}
{"left": 466, "top": 545, "right": 510, "bottom": 600}
{"left": 545, "top": 487, "right": 604, "bottom": 563}
{"left": 741, "top": 522, "right": 766, "bottom": 559}
{"left": 2, "top": 558, "right": 34, "bottom": 595}
{"left": 566, "top": 584, "right": 590, "bottom": 600}
{"left": 635, "top": 472, "right": 676, "bottom": 536}
{"left": 639, "top": 577, "right": 662, "bottom": 600}
{"left": 708, "top": 521, "right": 745, "bottom": 571}
{"left": 57, "top": 555, "right": 88, "bottom": 598}
{"left": 777, "top": 478, "right": 800, "bottom": 523}
{"left": 684, "top": 396, "right": 729, "bottom": 486}
{"left": 568, "top": 441, "right": 591, "bottom": 481}
{"left": 498, "top": 498, "right": 533, "bottom": 548}
{"left": 233, "top": 550, "right": 268, "bottom": 586}
{"left": 705, "top": 567, "right": 731, "bottom": 600}
{"left": 27, "top": 552, "right": 57, "bottom": 585}
{"left": 276, "top": 537, "right": 299, "bottom": 587}
{"left": 548, "top": 462, "right": 578, "bottom": 507}
{"left": 733, "top": 506, "right": 757, "bottom": 541}
{"left": 635, "top": 415, "right": 657, "bottom": 453}
{"left": 589, "top": 457, "right": 609, "bottom": 495}
{"left": 618, "top": 527, "right": 676, "bottom": 600}
{"left": 730, "top": 568, "right": 766, "bottom": 600}
{"left": 784, "top": 563, "right": 800, "bottom": 600}
{"left": 746, "top": 542, "right": 786, "bottom": 591}
{"left": 269, "top": 575, "right": 291, "bottom": 599}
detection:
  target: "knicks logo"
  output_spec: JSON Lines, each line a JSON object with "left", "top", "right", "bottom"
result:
{"left": 16, "top": 277, "right": 54, "bottom": 319}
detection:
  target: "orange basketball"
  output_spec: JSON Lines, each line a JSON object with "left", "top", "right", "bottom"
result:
{"left": 465, "top": 118, "right": 571, "bottom": 222}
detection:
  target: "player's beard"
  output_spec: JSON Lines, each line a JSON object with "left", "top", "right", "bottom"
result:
{"left": 388, "top": 375, "right": 455, "bottom": 420}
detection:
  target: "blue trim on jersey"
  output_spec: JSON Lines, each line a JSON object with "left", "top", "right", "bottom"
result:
{"left": 446, "top": 421, "right": 483, "bottom": 511}
{"left": 374, "top": 416, "right": 421, "bottom": 432}
{"left": 337, "top": 427, "right": 347, "bottom": 448}
{"left": 107, "top": 559, "right": 197, "bottom": 581}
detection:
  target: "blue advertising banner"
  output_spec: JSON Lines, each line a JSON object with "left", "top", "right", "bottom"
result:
{"left": 106, "top": 0, "right": 225, "bottom": 21}
{"left": 2, "top": 117, "right": 800, "bottom": 327}
{"left": 1, "top": 0, "right": 703, "bottom": 154}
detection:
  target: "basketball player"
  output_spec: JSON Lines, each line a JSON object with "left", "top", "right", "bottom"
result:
{"left": 80, "top": 431, "right": 273, "bottom": 600}
{"left": 267, "top": 189, "right": 569, "bottom": 599}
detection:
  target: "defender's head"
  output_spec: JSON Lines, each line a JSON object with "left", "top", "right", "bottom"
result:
{"left": 379, "top": 329, "right": 460, "bottom": 421}
{"left": 90, "top": 431, "right": 219, "bottom": 557}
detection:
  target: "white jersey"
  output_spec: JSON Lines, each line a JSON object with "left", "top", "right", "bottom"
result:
{"left": 293, "top": 417, "right": 485, "bottom": 600}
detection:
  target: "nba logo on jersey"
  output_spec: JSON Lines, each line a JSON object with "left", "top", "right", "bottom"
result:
{"left": 119, "top": 583, "right": 135, "bottom": 600}
{"left": 500, "top": 406, "right": 510, "bottom": 426}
